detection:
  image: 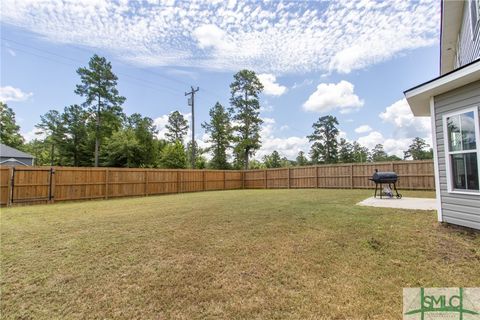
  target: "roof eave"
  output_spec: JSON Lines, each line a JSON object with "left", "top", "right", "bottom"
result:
{"left": 439, "top": 0, "right": 464, "bottom": 75}
{"left": 404, "top": 60, "right": 480, "bottom": 116}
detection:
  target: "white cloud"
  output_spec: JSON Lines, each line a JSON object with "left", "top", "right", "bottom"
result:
{"left": 354, "top": 98, "right": 433, "bottom": 157}
{"left": 192, "top": 24, "right": 233, "bottom": 51}
{"left": 292, "top": 79, "right": 313, "bottom": 89}
{"left": 7, "top": 48, "right": 16, "bottom": 57}
{"left": 0, "top": 0, "right": 439, "bottom": 74}
{"left": 22, "top": 128, "right": 44, "bottom": 142}
{"left": 357, "top": 131, "right": 413, "bottom": 158}
{"left": 0, "top": 86, "right": 33, "bottom": 102}
{"left": 255, "top": 117, "right": 310, "bottom": 160}
{"left": 303, "top": 80, "right": 364, "bottom": 114}
{"left": 258, "top": 74, "right": 287, "bottom": 96}
{"left": 355, "top": 125, "right": 372, "bottom": 134}
{"left": 379, "top": 98, "right": 431, "bottom": 138}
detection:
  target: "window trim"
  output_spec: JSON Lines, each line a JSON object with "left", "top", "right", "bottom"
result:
{"left": 442, "top": 106, "right": 480, "bottom": 195}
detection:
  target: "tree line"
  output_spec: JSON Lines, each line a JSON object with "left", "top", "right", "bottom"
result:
{"left": 0, "top": 55, "right": 433, "bottom": 170}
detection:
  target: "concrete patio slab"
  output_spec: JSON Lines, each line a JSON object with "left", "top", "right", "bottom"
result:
{"left": 357, "top": 197, "right": 437, "bottom": 211}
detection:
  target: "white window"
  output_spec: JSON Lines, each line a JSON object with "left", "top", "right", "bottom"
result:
{"left": 443, "top": 107, "right": 480, "bottom": 194}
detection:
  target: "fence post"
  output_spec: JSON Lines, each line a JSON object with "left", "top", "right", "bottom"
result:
{"left": 242, "top": 171, "right": 245, "bottom": 189}
{"left": 264, "top": 169, "right": 267, "bottom": 189}
{"left": 350, "top": 164, "right": 354, "bottom": 189}
{"left": 49, "top": 167, "right": 56, "bottom": 204}
{"left": 288, "top": 167, "right": 291, "bottom": 189}
{"left": 105, "top": 168, "right": 109, "bottom": 199}
{"left": 176, "top": 170, "right": 180, "bottom": 193}
{"left": 203, "top": 171, "right": 206, "bottom": 191}
{"left": 144, "top": 170, "right": 148, "bottom": 196}
{"left": 7, "top": 167, "right": 13, "bottom": 206}
{"left": 315, "top": 166, "right": 319, "bottom": 188}
{"left": 223, "top": 171, "right": 226, "bottom": 190}
{"left": 390, "top": 162, "right": 394, "bottom": 172}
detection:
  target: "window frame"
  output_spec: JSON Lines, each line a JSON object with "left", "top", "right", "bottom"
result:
{"left": 442, "top": 106, "right": 480, "bottom": 195}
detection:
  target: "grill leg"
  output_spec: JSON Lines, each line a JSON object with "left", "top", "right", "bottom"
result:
{"left": 374, "top": 183, "right": 378, "bottom": 198}
{"left": 379, "top": 183, "right": 382, "bottom": 199}
{"left": 393, "top": 183, "right": 402, "bottom": 199}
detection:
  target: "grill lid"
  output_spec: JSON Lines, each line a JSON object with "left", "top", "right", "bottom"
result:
{"left": 371, "top": 171, "right": 398, "bottom": 182}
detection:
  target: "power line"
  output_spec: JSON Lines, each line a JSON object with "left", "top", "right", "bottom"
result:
{"left": 2, "top": 36, "right": 225, "bottom": 103}
{"left": 1, "top": 37, "right": 194, "bottom": 96}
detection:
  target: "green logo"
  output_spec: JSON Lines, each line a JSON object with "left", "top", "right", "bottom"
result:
{"left": 403, "top": 288, "right": 480, "bottom": 320}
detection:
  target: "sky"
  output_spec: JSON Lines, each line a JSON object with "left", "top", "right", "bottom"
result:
{"left": 1, "top": 0, "right": 440, "bottom": 160}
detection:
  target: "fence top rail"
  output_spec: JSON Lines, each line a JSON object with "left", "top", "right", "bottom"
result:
{"left": 0, "top": 166, "right": 245, "bottom": 173}
{"left": 244, "top": 160, "right": 433, "bottom": 172}
{"left": 0, "top": 160, "right": 433, "bottom": 173}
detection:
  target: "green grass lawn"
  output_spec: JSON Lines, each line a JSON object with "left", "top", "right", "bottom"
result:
{"left": 1, "top": 189, "right": 479, "bottom": 319}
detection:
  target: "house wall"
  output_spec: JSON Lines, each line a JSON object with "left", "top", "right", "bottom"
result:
{"left": 434, "top": 80, "right": 480, "bottom": 230}
{"left": 0, "top": 157, "right": 34, "bottom": 166}
{"left": 455, "top": 1, "right": 480, "bottom": 68}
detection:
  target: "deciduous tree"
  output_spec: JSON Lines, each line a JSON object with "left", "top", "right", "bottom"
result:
{"left": 62, "top": 105, "right": 90, "bottom": 166}
{"left": 0, "top": 102, "right": 24, "bottom": 148}
{"left": 403, "top": 137, "right": 433, "bottom": 160}
{"left": 35, "top": 110, "right": 65, "bottom": 165}
{"left": 160, "top": 141, "right": 187, "bottom": 169}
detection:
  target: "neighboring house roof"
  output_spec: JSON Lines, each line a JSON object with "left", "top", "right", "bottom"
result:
{"left": 0, "top": 143, "right": 34, "bottom": 159}
{"left": 440, "top": 1, "right": 464, "bottom": 75}
{"left": 404, "top": 59, "right": 480, "bottom": 116}
{"left": 0, "top": 158, "right": 30, "bottom": 166}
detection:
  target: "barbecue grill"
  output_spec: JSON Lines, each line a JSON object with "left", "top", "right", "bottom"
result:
{"left": 369, "top": 169, "right": 402, "bottom": 199}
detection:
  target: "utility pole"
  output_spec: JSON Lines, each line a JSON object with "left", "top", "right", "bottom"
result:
{"left": 185, "top": 86, "right": 199, "bottom": 168}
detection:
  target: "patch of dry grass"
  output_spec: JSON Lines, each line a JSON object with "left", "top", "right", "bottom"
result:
{"left": 1, "top": 189, "right": 479, "bottom": 319}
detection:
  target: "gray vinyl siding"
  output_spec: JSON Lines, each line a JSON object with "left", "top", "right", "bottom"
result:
{"left": 0, "top": 157, "right": 34, "bottom": 166}
{"left": 434, "top": 80, "right": 480, "bottom": 230}
{"left": 455, "top": 0, "right": 480, "bottom": 68}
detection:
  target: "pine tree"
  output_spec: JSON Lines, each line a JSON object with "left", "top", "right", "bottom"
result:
{"left": 308, "top": 115, "right": 339, "bottom": 164}
{"left": 186, "top": 140, "right": 205, "bottom": 169}
{"left": 202, "top": 102, "right": 233, "bottom": 169}
{"left": 352, "top": 142, "right": 369, "bottom": 163}
{"left": 296, "top": 151, "right": 308, "bottom": 166}
{"left": 75, "top": 54, "right": 126, "bottom": 166}
{"left": 263, "top": 150, "right": 282, "bottom": 168}
{"left": 229, "top": 70, "right": 264, "bottom": 170}
{"left": 165, "top": 111, "right": 189, "bottom": 143}
{"left": 338, "top": 138, "right": 354, "bottom": 163}
{"left": 0, "top": 102, "right": 24, "bottom": 148}
{"left": 371, "top": 144, "right": 389, "bottom": 162}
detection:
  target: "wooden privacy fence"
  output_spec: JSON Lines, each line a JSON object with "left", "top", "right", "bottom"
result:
{"left": 0, "top": 160, "right": 434, "bottom": 206}
{"left": 244, "top": 160, "right": 435, "bottom": 190}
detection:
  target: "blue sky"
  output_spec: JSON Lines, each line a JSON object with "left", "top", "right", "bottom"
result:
{"left": 1, "top": 0, "right": 440, "bottom": 160}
